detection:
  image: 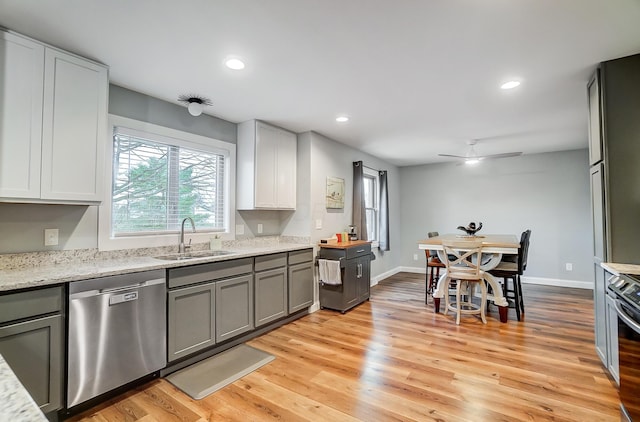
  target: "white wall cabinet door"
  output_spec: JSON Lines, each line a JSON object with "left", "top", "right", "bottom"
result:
{"left": 41, "top": 48, "right": 108, "bottom": 202}
{"left": 237, "top": 120, "right": 297, "bottom": 210}
{"left": 276, "top": 129, "right": 297, "bottom": 208}
{"left": 255, "top": 123, "right": 279, "bottom": 208}
{"left": 0, "top": 31, "right": 44, "bottom": 199}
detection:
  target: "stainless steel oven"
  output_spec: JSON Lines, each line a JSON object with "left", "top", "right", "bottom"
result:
{"left": 608, "top": 273, "right": 640, "bottom": 421}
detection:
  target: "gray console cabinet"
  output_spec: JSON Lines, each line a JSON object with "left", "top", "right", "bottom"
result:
{"left": 318, "top": 242, "right": 372, "bottom": 313}
{"left": 0, "top": 286, "right": 63, "bottom": 414}
{"left": 254, "top": 253, "right": 288, "bottom": 327}
{"left": 215, "top": 274, "right": 254, "bottom": 342}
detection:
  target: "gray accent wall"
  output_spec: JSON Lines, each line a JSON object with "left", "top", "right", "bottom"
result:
{"left": 399, "top": 149, "right": 593, "bottom": 282}
{"left": 109, "top": 85, "right": 237, "bottom": 144}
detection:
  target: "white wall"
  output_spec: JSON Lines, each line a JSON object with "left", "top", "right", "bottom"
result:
{"left": 399, "top": 149, "right": 593, "bottom": 283}
{"left": 290, "top": 131, "right": 401, "bottom": 279}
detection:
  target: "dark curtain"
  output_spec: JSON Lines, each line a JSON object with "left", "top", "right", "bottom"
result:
{"left": 379, "top": 170, "right": 390, "bottom": 251}
{"left": 353, "top": 161, "right": 368, "bottom": 240}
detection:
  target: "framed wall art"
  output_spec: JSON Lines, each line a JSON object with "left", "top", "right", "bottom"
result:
{"left": 326, "top": 176, "right": 344, "bottom": 209}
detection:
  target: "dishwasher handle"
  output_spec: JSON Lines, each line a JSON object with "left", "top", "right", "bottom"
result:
{"left": 69, "top": 277, "right": 165, "bottom": 300}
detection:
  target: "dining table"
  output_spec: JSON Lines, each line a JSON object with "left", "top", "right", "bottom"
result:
{"left": 418, "top": 233, "right": 520, "bottom": 323}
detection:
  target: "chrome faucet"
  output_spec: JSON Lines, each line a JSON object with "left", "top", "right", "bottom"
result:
{"left": 179, "top": 217, "right": 196, "bottom": 253}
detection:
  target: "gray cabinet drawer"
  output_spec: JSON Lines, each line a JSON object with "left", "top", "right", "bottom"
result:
{"left": 168, "top": 258, "right": 253, "bottom": 289}
{"left": 254, "top": 253, "right": 287, "bottom": 272}
{"left": 288, "top": 249, "right": 313, "bottom": 265}
{"left": 346, "top": 244, "right": 371, "bottom": 259}
{"left": 0, "top": 286, "right": 63, "bottom": 324}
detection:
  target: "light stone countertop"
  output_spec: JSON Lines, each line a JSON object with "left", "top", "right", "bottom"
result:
{"left": 601, "top": 262, "right": 640, "bottom": 276}
{"left": 0, "top": 238, "right": 313, "bottom": 415}
{"left": 0, "top": 354, "right": 47, "bottom": 422}
{"left": 0, "top": 242, "right": 313, "bottom": 292}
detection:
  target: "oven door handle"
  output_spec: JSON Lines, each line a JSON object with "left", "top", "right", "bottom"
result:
{"left": 614, "top": 299, "right": 640, "bottom": 335}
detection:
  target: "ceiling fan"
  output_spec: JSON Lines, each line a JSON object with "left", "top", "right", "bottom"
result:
{"left": 438, "top": 140, "right": 522, "bottom": 164}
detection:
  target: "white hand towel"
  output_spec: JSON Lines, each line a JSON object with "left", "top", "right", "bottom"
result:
{"left": 318, "top": 259, "right": 342, "bottom": 285}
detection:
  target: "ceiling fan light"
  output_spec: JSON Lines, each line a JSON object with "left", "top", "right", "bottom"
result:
{"left": 465, "top": 158, "right": 479, "bottom": 165}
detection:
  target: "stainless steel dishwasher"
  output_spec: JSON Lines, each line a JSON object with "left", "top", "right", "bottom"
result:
{"left": 67, "top": 269, "right": 166, "bottom": 408}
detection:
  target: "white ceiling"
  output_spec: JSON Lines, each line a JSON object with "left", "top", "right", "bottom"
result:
{"left": 2, "top": 1, "right": 640, "bottom": 166}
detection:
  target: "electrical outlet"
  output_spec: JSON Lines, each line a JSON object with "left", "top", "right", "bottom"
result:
{"left": 44, "top": 228, "right": 59, "bottom": 246}
{"left": 315, "top": 219, "right": 322, "bottom": 229}
{"left": 257, "top": 223, "right": 263, "bottom": 234}
{"left": 236, "top": 224, "right": 244, "bottom": 235}
{"left": 413, "top": 253, "right": 418, "bottom": 261}
{"left": 566, "top": 263, "right": 573, "bottom": 271}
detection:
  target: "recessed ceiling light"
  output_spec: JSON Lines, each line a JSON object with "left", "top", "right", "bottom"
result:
{"left": 500, "top": 80, "right": 521, "bottom": 90}
{"left": 336, "top": 116, "right": 349, "bottom": 123}
{"left": 224, "top": 57, "right": 245, "bottom": 70}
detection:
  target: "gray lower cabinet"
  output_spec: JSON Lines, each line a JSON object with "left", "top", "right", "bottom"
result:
{"left": 606, "top": 291, "right": 620, "bottom": 384}
{"left": 288, "top": 262, "right": 313, "bottom": 313}
{"left": 0, "top": 287, "right": 63, "bottom": 414}
{"left": 167, "top": 282, "right": 216, "bottom": 362}
{"left": 594, "top": 263, "right": 608, "bottom": 364}
{"left": 215, "top": 274, "right": 254, "bottom": 342}
{"left": 255, "top": 268, "right": 288, "bottom": 327}
{"left": 288, "top": 249, "right": 314, "bottom": 313}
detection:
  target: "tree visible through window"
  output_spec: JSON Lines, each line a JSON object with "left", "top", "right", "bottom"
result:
{"left": 112, "top": 128, "right": 226, "bottom": 236}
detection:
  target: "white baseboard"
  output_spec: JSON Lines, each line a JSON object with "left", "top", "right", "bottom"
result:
{"left": 387, "top": 266, "right": 593, "bottom": 290}
{"left": 371, "top": 267, "right": 404, "bottom": 286}
{"left": 521, "top": 276, "right": 593, "bottom": 290}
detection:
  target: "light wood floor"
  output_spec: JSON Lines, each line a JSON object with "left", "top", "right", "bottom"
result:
{"left": 67, "top": 272, "right": 620, "bottom": 421}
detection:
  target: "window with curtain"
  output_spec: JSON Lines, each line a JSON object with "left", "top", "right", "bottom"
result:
{"left": 112, "top": 126, "right": 227, "bottom": 236}
{"left": 364, "top": 167, "right": 379, "bottom": 244}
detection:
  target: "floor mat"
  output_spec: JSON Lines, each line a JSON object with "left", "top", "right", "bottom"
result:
{"left": 166, "top": 344, "right": 275, "bottom": 399}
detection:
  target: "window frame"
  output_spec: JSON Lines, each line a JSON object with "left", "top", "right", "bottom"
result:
{"left": 363, "top": 166, "right": 380, "bottom": 248}
{"left": 99, "top": 115, "right": 236, "bottom": 251}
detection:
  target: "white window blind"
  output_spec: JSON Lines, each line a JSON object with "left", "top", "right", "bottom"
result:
{"left": 112, "top": 126, "right": 226, "bottom": 236}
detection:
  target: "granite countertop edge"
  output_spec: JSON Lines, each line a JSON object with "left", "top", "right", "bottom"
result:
{"left": 0, "top": 243, "right": 313, "bottom": 292}
{"left": 601, "top": 262, "right": 640, "bottom": 276}
{"left": 0, "top": 354, "right": 47, "bottom": 421}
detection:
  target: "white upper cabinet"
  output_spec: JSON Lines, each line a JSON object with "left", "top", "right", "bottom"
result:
{"left": 41, "top": 49, "right": 107, "bottom": 201}
{"left": 237, "top": 120, "right": 297, "bottom": 210}
{"left": 0, "top": 30, "right": 108, "bottom": 204}
{"left": 0, "top": 31, "right": 44, "bottom": 199}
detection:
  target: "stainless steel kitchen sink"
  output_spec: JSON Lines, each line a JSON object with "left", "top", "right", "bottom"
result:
{"left": 153, "top": 250, "right": 235, "bottom": 260}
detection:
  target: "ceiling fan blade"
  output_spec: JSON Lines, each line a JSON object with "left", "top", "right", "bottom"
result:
{"left": 477, "top": 152, "right": 523, "bottom": 160}
{"left": 438, "top": 153, "right": 466, "bottom": 158}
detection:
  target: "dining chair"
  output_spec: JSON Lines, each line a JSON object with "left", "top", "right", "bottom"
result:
{"left": 425, "top": 231, "right": 445, "bottom": 304}
{"left": 488, "top": 229, "right": 531, "bottom": 321}
{"left": 441, "top": 240, "right": 487, "bottom": 325}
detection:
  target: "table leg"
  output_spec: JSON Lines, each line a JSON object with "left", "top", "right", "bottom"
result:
{"left": 498, "top": 306, "right": 508, "bottom": 323}
{"left": 483, "top": 273, "right": 509, "bottom": 323}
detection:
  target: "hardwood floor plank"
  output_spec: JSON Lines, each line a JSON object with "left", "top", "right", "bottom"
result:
{"left": 67, "top": 273, "right": 620, "bottom": 421}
